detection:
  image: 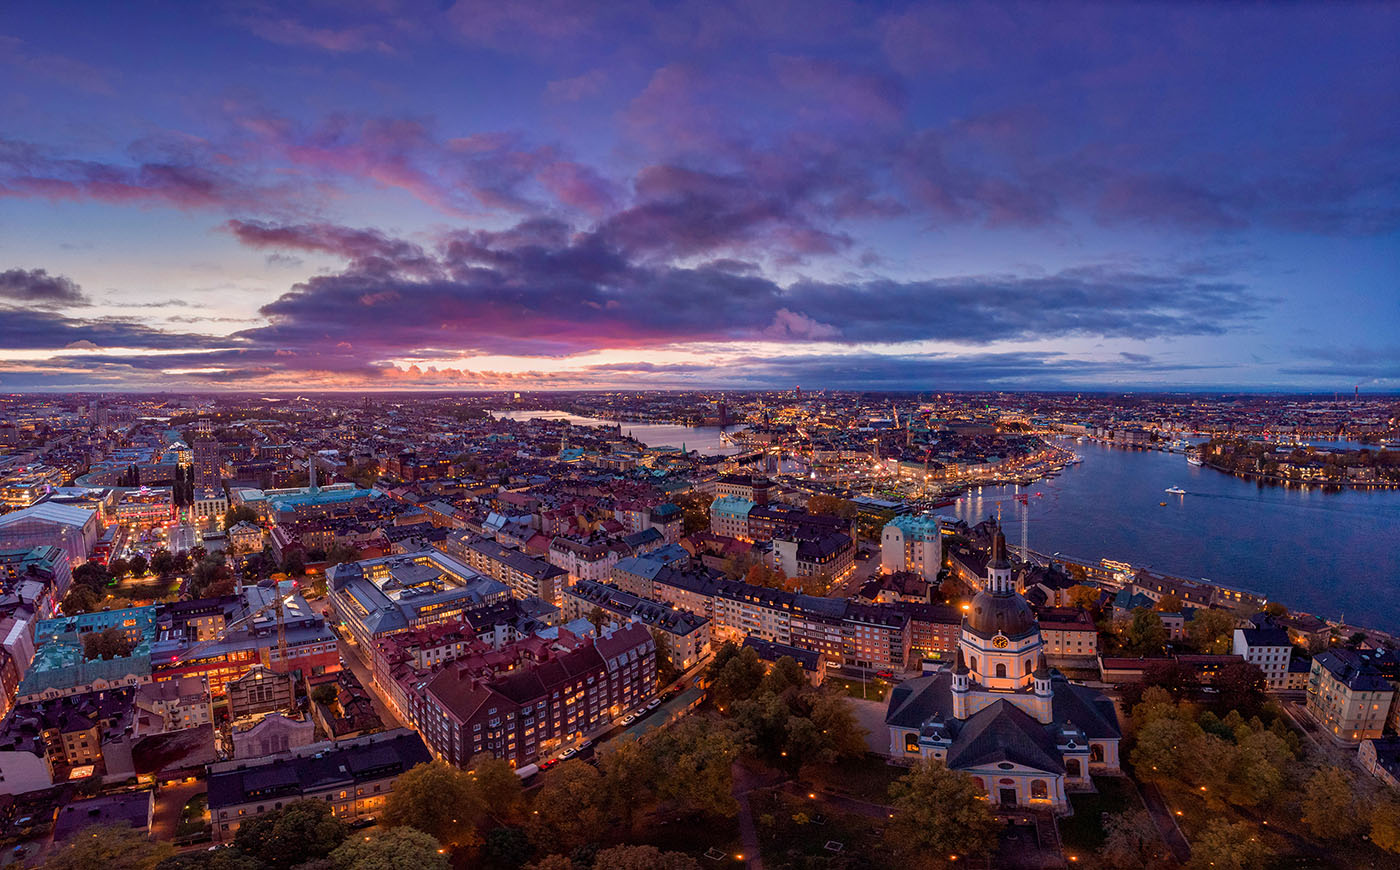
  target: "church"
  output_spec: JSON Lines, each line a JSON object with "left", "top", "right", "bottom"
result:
{"left": 884, "top": 524, "right": 1120, "bottom": 813}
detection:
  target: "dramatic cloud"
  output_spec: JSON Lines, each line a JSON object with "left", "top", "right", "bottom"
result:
{"left": 224, "top": 218, "right": 1262, "bottom": 364}
{"left": 0, "top": 268, "right": 89, "bottom": 308}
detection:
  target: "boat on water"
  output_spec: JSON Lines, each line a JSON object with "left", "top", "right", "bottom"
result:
{"left": 1159, "top": 501, "right": 1167, "bottom": 506}
{"left": 1165, "top": 486, "right": 1186, "bottom": 495}
{"left": 1186, "top": 455, "right": 1204, "bottom": 467}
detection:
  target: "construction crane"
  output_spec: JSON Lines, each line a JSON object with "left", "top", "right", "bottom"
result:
{"left": 163, "top": 579, "right": 296, "bottom": 671}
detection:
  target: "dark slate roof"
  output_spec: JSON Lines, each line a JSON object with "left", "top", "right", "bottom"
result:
{"left": 207, "top": 729, "right": 430, "bottom": 810}
{"left": 945, "top": 700, "right": 1065, "bottom": 774}
{"left": 742, "top": 636, "right": 822, "bottom": 673}
{"left": 1050, "top": 678, "right": 1122, "bottom": 739}
{"left": 885, "top": 672, "right": 954, "bottom": 729}
{"left": 1239, "top": 627, "right": 1291, "bottom": 647}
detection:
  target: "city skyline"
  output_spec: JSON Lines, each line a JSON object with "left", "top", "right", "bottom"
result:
{"left": 2, "top": 1, "right": 1398, "bottom": 392}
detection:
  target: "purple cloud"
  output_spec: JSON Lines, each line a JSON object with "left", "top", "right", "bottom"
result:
{"left": 0, "top": 268, "right": 89, "bottom": 308}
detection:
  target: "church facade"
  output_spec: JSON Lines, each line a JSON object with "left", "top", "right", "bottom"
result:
{"left": 884, "top": 525, "right": 1120, "bottom": 813}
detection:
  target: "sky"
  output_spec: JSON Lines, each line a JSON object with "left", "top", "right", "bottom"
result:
{"left": 1, "top": 0, "right": 1397, "bottom": 393}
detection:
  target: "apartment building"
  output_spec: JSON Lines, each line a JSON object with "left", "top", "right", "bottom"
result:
{"left": 1233, "top": 625, "right": 1293, "bottom": 690}
{"left": 445, "top": 534, "right": 568, "bottom": 605}
{"left": 413, "top": 623, "right": 655, "bottom": 768}
{"left": 1307, "top": 649, "right": 1397, "bottom": 742}
{"left": 562, "top": 579, "right": 711, "bottom": 669}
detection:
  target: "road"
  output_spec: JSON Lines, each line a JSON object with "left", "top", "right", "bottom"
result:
{"left": 335, "top": 637, "right": 404, "bottom": 729}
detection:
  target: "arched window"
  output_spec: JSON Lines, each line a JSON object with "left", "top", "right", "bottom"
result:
{"left": 995, "top": 663, "right": 1007, "bottom": 678}
{"left": 1031, "top": 780, "right": 1048, "bottom": 799}
{"left": 1090, "top": 743, "right": 1105, "bottom": 763}
{"left": 969, "top": 656, "right": 978, "bottom": 674}
{"left": 1066, "top": 758, "right": 1081, "bottom": 777}
{"left": 1025, "top": 658, "right": 1032, "bottom": 675}
{"left": 905, "top": 733, "right": 919, "bottom": 753}
{"left": 971, "top": 777, "right": 985, "bottom": 793}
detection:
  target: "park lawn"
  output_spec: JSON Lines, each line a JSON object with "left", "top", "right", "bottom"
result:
{"left": 805, "top": 755, "right": 905, "bottom": 804}
{"left": 752, "top": 790, "right": 898, "bottom": 870}
{"left": 635, "top": 811, "right": 744, "bottom": 867}
{"left": 1058, "top": 775, "right": 1143, "bottom": 857}
{"left": 824, "top": 676, "right": 889, "bottom": 703}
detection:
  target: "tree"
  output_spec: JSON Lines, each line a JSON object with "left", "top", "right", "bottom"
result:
{"left": 383, "top": 760, "right": 483, "bottom": 847}
{"left": 1186, "top": 819, "right": 1272, "bottom": 870}
{"left": 673, "top": 491, "right": 714, "bottom": 536}
{"left": 1210, "top": 661, "right": 1267, "bottom": 716}
{"left": 1124, "top": 607, "right": 1168, "bottom": 655}
{"left": 327, "top": 827, "right": 449, "bottom": 870}
{"left": 62, "top": 584, "right": 102, "bottom": 615}
{"left": 156, "top": 850, "right": 264, "bottom": 870}
{"left": 468, "top": 753, "right": 526, "bottom": 825}
{"left": 108, "top": 557, "right": 130, "bottom": 580}
{"left": 1262, "top": 601, "right": 1288, "bottom": 619}
{"left": 707, "top": 643, "right": 765, "bottom": 710}
{"left": 650, "top": 717, "right": 740, "bottom": 818}
{"left": 744, "top": 561, "right": 787, "bottom": 590}
{"left": 1371, "top": 797, "right": 1400, "bottom": 854}
{"left": 311, "top": 683, "right": 338, "bottom": 707}
{"left": 887, "top": 760, "right": 997, "bottom": 866}
{"left": 482, "top": 826, "right": 535, "bottom": 870}
{"left": 233, "top": 799, "right": 349, "bottom": 869}
{"left": 1130, "top": 717, "right": 1205, "bottom": 782}
{"left": 83, "top": 627, "right": 134, "bottom": 660}
{"left": 1099, "top": 809, "right": 1169, "bottom": 869}
{"left": 651, "top": 627, "right": 680, "bottom": 685}
{"left": 324, "top": 542, "right": 362, "bottom": 566}
{"left": 45, "top": 824, "right": 174, "bottom": 870}
{"left": 523, "top": 857, "right": 575, "bottom": 870}
{"left": 283, "top": 550, "right": 306, "bottom": 577}
{"left": 1066, "top": 584, "right": 1102, "bottom": 612}
{"left": 1154, "top": 593, "right": 1183, "bottom": 613}
{"left": 129, "top": 553, "right": 149, "bottom": 577}
{"left": 805, "top": 495, "right": 855, "bottom": 520}
{"left": 1186, "top": 608, "right": 1236, "bottom": 654}
{"left": 597, "top": 738, "right": 657, "bottom": 833}
{"left": 151, "top": 549, "right": 175, "bottom": 577}
{"left": 593, "top": 845, "right": 700, "bottom": 870}
{"left": 586, "top": 605, "right": 611, "bottom": 634}
{"left": 1301, "top": 765, "right": 1364, "bottom": 839}
{"left": 224, "top": 504, "right": 259, "bottom": 529}
{"left": 529, "top": 760, "right": 610, "bottom": 853}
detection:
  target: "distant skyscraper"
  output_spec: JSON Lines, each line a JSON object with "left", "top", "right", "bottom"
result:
{"left": 193, "top": 435, "right": 221, "bottom": 490}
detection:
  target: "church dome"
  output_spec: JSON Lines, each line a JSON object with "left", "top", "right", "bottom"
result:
{"left": 966, "top": 588, "right": 1037, "bottom": 638}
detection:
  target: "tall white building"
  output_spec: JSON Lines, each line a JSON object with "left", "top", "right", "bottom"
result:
{"left": 880, "top": 514, "right": 943, "bottom": 581}
{"left": 1233, "top": 625, "right": 1292, "bottom": 690}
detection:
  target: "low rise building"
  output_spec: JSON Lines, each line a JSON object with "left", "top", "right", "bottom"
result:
{"left": 207, "top": 729, "right": 431, "bottom": 840}
{"left": 1359, "top": 736, "right": 1400, "bottom": 789}
{"left": 1037, "top": 608, "right": 1099, "bottom": 663}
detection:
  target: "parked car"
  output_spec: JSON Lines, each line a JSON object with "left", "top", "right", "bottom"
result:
{"left": 540, "top": 758, "right": 559, "bottom": 770}
{"left": 621, "top": 713, "right": 638, "bottom": 726}
{"left": 875, "top": 670, "right": 895, "bottom": 680}
{"left": 578, "top": 739, "right": 592, "bottom": 750}
{"left": 646, "top": 698, "right": 662, "bottom": 710}
{"left": 560, "top": 748, "right": 577, "bottom": 760}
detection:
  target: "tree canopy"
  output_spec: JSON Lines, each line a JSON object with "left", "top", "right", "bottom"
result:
{"left": 232, "top": 799, "right": 349, "bottom": 870}
{"left": 45, "top": 824, "right": 174, "bottom": 870}
{"left": 382, "top": 761, "right": 484, "bottom": 847}
{"left": 886, "top": 760, "right": 998, "bottom": 866}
